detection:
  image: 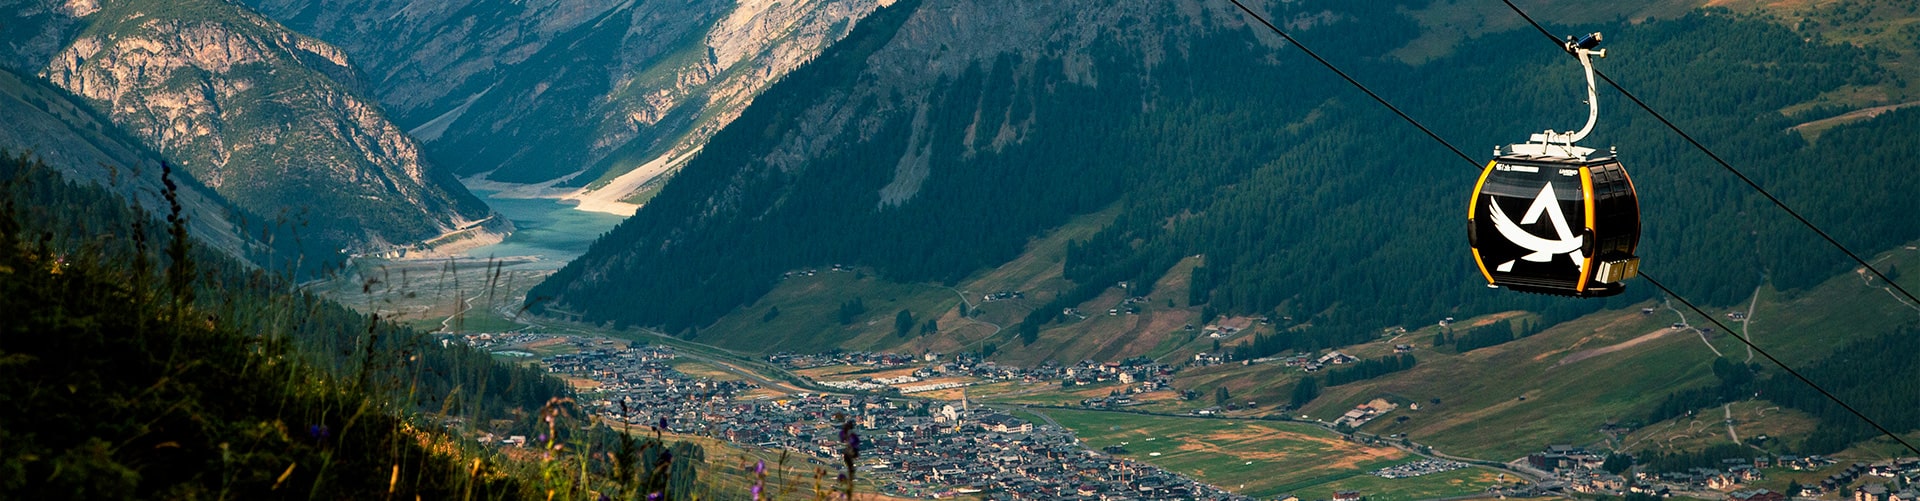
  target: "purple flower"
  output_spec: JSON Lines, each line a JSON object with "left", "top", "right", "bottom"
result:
{"left": 751, "top": 483, "right": 763, "bottom": 500}
{"left": 537, "top": 433, "right": 548, "bottom": 443}
{"left": 306, "top": 424, "right": 330, "bottom": 442}
{"left": 754, "top": 460, "right": 766, "bottom": 475}
{"left": 647, "top": 493, "right": 662, "bottom": 501}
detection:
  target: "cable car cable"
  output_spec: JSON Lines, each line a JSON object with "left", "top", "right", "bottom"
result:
{"left": 1225, "top": 0, "right": 1920, "bottom": 457}
{"left": 1497, "top": 0, "right": 1920, "bottom": 314}
{"left": 1225, "top": 0, "right": 1482, "bottom": 171}
{"left": 1640, "top": 273, "right": 1920, "bottom": 456}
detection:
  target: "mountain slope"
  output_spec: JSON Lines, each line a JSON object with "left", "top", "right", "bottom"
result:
{"left": 6, "top": 0, "right": 493, "bottom": 253}
{"left": 243, "top": 0, "right": 885, "bottom": 200}
{"left": 0, "top": 66, "right": 256, "bottom": 257}
{"left": 533, "top": 0, "right": 1920, "bottom": 351}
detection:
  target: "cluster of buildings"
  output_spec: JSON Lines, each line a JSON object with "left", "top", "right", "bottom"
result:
{"left": 1248, "top": 351, "right": 1357, "bottom": 373}
{"left": 1524, "top": 441, "right": 1920, "bottom": 501}
{"left": 1372, "top": 459, "right": 1469, "bottom": 479}
{"left": 871, "top": 404, "right": 1248, "bottom": 500}
{"left": 1331, "top": 400, "right": 1395, "bottom": 429}
{"left": 1524, "top": 445, "right": 1631, "bottom": 495}
{"left": 769, "top": 351, "right": 920, "bottom": 369}
{"left": 1806, "top": 459, "right": 1920, "bottom": 499}
{"left": 471, "top": 334, "right": 1249, "bottom": 499}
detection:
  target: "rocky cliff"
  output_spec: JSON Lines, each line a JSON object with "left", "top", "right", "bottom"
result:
{"left": 6, "top": 0, "right": 493, "bottom": 253}
{"left": 244, "top": 0, "right": 884, "bottom": 204}
{"left": 0, "top": 66, "right": 258, "bottom": 259}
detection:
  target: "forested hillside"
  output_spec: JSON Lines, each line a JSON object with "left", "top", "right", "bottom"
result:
{"left": 0, "top": 151, "right": 589, "bottom": 497}
{"left": 534, "top": 0, "right": 1920, "bottom": 344}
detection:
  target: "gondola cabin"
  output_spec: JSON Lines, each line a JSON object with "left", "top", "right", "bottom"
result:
{"left": 1469, "top": 143, "right": 1639, "bottom": 297}
{"left": 1468, "top": 31, "right": 1641, "bottom": 297}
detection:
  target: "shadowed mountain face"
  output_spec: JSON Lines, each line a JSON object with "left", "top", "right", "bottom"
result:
{"left": 530, "top": 0, "right": 1920, "bottom": 341}
{"left": 2, "top": 0, "right": 491, "bottom": 254}
{"left": 243, "top": 0, "right": 885, "bottom": 188}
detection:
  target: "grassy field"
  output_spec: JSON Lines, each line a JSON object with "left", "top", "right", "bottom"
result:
{"left": 1039, "top": 408, "right": 1426, "bottom": 498}
{"left": 311, "top": 255, "right": 548, "bottom": 334}
{"left": 1620, "top": 400, "right": 1821, "bottom": 453}
{"left": 1310, "top": 242, "right": 1920, "bottom": 460}
{"left": 667, "top": 358, "right": 750, "bottom": 383}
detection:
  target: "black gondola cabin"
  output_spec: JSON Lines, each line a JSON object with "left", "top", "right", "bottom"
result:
{"left": 1469, "top": 147, "right": 1639, "bottom": 297}
{"left": 1468, "top": 31, "right": 1641, "bottom": 297}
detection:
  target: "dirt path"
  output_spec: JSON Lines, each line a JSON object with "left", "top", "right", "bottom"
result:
{"left": 1553, "top": 327, "right": 1679, "bottom": 368}
{"left": 1740, "top": 286, "right": 1760, "bottom": 363}
{"left": 1857, "top": 255, "right": 1920, "bottom": 313}
{"left": 1790, "top": 101, "right": 1920, "bottom": 133}
{"left": 1723, "top": 404, "right": 1740, "bottom": 444}
{"left": 941, "top": 286, "right": 1005, "bottom": 352}
{"left": 1664, "top": 300, "right": 1725, "bottom": 357}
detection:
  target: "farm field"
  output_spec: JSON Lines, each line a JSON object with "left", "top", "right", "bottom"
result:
{"left": 1034, "top": 408, "right": 1513, "bottom": 499}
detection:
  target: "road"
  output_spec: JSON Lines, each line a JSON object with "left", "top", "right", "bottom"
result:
{"left": 1740, "top": 285, "right": 1760, "bottom": 363}
{"left": 1664, "top": 299, "right": 1725, "bottom": 357}
{"left": 941, "top": 286, "right": 1006, "bottom": 352}
{"left": 1724, "top": 403, "right": 1741, "bottom": 444}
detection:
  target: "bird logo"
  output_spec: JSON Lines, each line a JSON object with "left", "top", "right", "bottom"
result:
{"left": 1488, "top": 182, "right": 1584, "bottom": 273}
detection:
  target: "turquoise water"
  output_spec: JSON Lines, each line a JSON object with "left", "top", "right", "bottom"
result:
{"left": 461, "top": 189, "right": 627, "bottom": 270}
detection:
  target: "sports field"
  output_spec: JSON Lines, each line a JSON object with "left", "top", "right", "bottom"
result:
{"left": 1039, "top": 408, "right": 1503, "bottom": 498}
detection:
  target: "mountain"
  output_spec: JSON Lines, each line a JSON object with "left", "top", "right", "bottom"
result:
{"left": 241, "top": 0, "right": 888, "bottom": 209}
{"left": 0, "top": 66, "right": 254, "bottom": 257}
{"left": 2, "top": 0, "right": 495, "bottom": 254}
{"left": 530, "top": 0, "right": 1920, "bottom": 350}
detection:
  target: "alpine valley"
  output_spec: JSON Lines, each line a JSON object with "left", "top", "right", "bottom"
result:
{"left": 7, "top": 0, "right": 1920, "bottom": 499}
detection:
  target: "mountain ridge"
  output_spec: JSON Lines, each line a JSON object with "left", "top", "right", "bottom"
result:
{"left": 12, "top": 0, "right": 495, "bottom": 253}
{"left": 245, "top": 0, "right": 888, "bottom": 206}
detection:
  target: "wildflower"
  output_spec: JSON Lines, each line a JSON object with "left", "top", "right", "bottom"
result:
{"left": 754, "top": 460, "right": 766, "bottom": 475}
{"left": 306, "top": 424, "right": 330, "bottom": 442}
{"left": 647, "top": 492, "right": 662, "bottom": 501}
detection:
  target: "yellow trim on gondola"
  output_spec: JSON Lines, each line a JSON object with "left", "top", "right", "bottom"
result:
{"left": 1470, "top": 160, "right": 1498, "bottom": 285}
{"left": 1469, "top": 160, "right": 1496, "bottom": 219}
{"left": 1576, "top": 166, "right": 1597, "bottom": 292}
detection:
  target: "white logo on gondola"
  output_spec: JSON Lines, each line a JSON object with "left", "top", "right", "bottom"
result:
{"left": 1488, "top": 183, "right": 1584, "bottom": 273}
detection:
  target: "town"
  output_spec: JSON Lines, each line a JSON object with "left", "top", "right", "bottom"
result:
{"left": 456, "top": 332, "right": 1920, "bottom": 501}
{"left": 460, "top": 333, "right": 1248, "bottom": 500}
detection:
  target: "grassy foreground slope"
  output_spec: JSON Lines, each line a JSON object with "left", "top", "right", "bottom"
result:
{"left": 0, "top": 154, "right": 755, "bottom": 500}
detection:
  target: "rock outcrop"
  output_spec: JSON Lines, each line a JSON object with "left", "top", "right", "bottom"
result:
{"left": 245, "top": 0, "right": 884, "bottom": 195}
{"left": 17, "top": 0, "right": 493, "bottom": 252}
